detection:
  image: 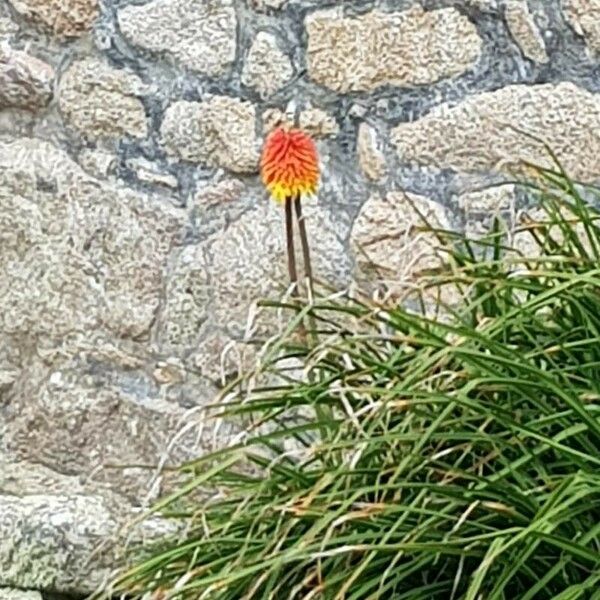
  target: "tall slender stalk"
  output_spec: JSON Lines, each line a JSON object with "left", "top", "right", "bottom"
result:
{"left": 284, "top": 195, "right": 298, "bottom": 296}
{"left": 294, "top": 194, "right": 314, "bottom": 300}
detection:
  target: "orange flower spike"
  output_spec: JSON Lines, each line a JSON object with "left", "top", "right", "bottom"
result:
{"left": 260, "top": 127, "right": 320, "bottom": 202}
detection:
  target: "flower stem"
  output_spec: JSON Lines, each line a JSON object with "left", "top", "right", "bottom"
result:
{"left": 285, "top": 196, "right": 298, "bottom": 296}
{"left": 294, "top": 194, "right": 313, "bottom": 299}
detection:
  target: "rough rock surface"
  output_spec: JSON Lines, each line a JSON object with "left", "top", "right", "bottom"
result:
{"left": 0, "top": 484, "right": 174, "bottom": 595}
{"left": 468, "top": 0, "right": 498, "bottom": 8}
{"left": 0, "top": 47, "right": 54, "bottom": 109}
{"left": 0, "top": 590, "right": 42, "bottom": 600}
{"left": 128, "top": 157, "right": 179, "bottom": 189}
{"left": 458, "top": 185, "right": 518, "bottom": 237}
{"left": 458, "top": 185, "right": 517, "bottom": 215}
{"left": 512, "top": 203, "right": 592, "bottom": 258}
{"left": 562, "top": 0, "right": 600, "bottom": 55}
{"left": 193, "top": 178, "right": 246, "bottom": 208}
{"left": 505, "top": 0, "right": 548, "bottom": 63}
{"left": 3, "top": 365, "right": 201, "bottom": 500}
{"left": 0, "top": 493, "right": 118, "bottom": 593}
{"left": 190, "top": 329, "right": 257, "bottom": 384}
{"left": 262, "top": 106, "right": 339, "bottom": 138}
{"left": 78, "top": 148, "right": 117, "bottom": 179}
{"left": 7, "top": 0, "right": 98, "bottom": 37}
{"left": 242, "top": 32, "right": 293, "bottom": 98}
{"left": 161, "top": 96, "right": 260, "bottom": 173}
{"left": 248, "top": 0, "right": 287, "bottom": 9}
{"left": 0, "top": 139, "right": 205, "bottom": 593}
{"left": 118, "top": 0, "right": 237, "bottom": 75}
{"left": 299, "top": 108, "right": 339, "bottom": 138}
{"left": 59, "top": 58, "right": 148, "bottom": 140}
{"left": 306, "top": 6, "right": 482, "bottom": 92}
{"left": 392, "top": 83, "right": 600, "bottom": 182}
{"left": 0, "top": 137, "right": 183, "bottom": 339}
{"left": 357, "top": 123, "right": 386, "bottom": 181}
{"left": 0, "top": 14, "right": 18, "bottom": 38}
{"left": 351, "top": 191, "right": 453, "bottom": 299}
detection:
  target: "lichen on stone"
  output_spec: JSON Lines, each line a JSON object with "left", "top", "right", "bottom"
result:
{"left": 306, "top": 6, "right": 482, "bottom": 92}
{"left": 505, "top": 0, "right": 548, "bottom": 63}
{"left": 161, "top": 96, "right": 260, "bottom": 173}
{"left": 242, "top": 31, "right": 294, "bottom": 99}
{"left": 8, "top": 0, "right": 99, "bottom": 38}
{"left": 562, "top": 0, "right": 600, "bottom": 55}
{"left": 59, "top": 58, "right": 148, "bottom": 140}
{"left": 392, "top": 83, "right": 600, "bottom": 182}
{"left": 0, "top": 47, "right": 54, "bottom": 109}
{"left": 118, "top": 0, "right": 237, "bottom": 75}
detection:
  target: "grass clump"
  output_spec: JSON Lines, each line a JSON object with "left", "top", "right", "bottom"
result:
{"left": 107, "top": 163, "right": 600, "bottom": 599}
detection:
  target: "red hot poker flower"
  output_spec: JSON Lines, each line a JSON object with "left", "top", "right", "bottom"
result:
{"left": 260, "top": 127, "right": 320, "bottom": 202}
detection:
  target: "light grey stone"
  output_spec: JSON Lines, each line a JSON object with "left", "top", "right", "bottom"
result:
{"left": 208, "top": 199, "right": 349, "bottom": 334}
{"left": 511, "top": 204, "right": 591, "bottom": 258}
{"left": 118, "top": 0, "right": 237, "bottom": 76}
{"left": 299, "top": 108, "right": 339, "bottom": 138}
{"left": 127, "top": 157, "right": 178, "bottom": 189}
{"left": 262, "top": 106, "right": 338, "bottom": 138}
{"left": 458, "top": 185, "right": 518, "bottom": 238}
{"left": 8, "top": 0, "right": 98, "bottom": 37}
{"left": 0, "top": 46, "right": 54, "bottom": 109}
{"left": 351, "top": 191, "right": 457, "bottom": 303}
{"left": 0, "top": 485, "right": 176, "bottom": 595}
{"left": 467, "top": 0, "right": 498, "bottom": 9}
{"left": 0, "top": 589, "right": 42, "bottom": 600}
{"left": 161, "top": 96, "right": 260, "bottom": 173}
{"left": 0, "top": 494, "right": 114, "bottom": 594}
{"left": 193, "top": 178, "right": 245, "bottom": 208}
{"left": 0, "top": 137, "right": 184, "bottom": 341}
{"left": 562, "top": 0, "right": 600, "bottom": 55}
{"left": 156, "top": 242, "right": 212, "bottom": 351}
{"left": 392, "top": 82, "right": 600, "bottom": 183}
{"left": 357, "top": 123, "right": 386, "bottom": 181}
{"left": 34, "top": 332, "right": 148, "bottom": 371}
{"left": 306, "top": 6, "right": 482, "bottom": 92}
{"left": 0, "top": 370, "right": 18, "bottom": 391}
{"left": 0, "top": 16, "right": 18, "bottom": 39}
{"left": 78, "top": 148, "right": 117, "bottom": 179}
{"left": 2, "top": 366, "right": 202, "bottom": 499}
{"left": 505, "top": 0, "right": 548, "bottom": 63}
{"left": 59, "top": 58, "right": 148, "bottom": 140}
{"left": 458, "top": 185, "right": 517, "bottom": 214}
{"left": 190, "top": 329, "right": 258, "bottom": 384}
{"left": 0, "top": 337, "right": 21, "bottom": 396}
{"left": 248, "top": 0, "right": 287, "bottom": 9}
{"left": 242, "top": 31, "right": 293, "bottom": 99}
{"left": 152, "top": 358, "right": 186, "bottom": 385}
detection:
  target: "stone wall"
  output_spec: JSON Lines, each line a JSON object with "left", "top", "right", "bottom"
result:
{"left": 1, "top": 0, "right": 600, "bottom": 596}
